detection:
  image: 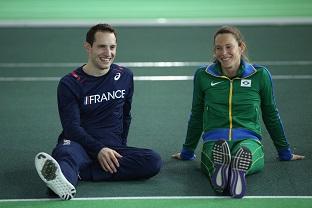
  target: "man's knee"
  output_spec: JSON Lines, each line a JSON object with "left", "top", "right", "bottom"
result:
{"left": 52, "top": 142, "right": 76, "bottom": 160}
{"left": 52, "top": 141, "right": 91, "bottom": 166}
{"left": 142, "top": 150, "right": 162, "bottom": 178}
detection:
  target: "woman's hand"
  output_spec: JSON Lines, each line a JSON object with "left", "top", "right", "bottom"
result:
{"left": 291, "top": 154, "right": 305, "bottom": 160}
{"left": 172, "top": 152, "right": 182, "bottom": 160}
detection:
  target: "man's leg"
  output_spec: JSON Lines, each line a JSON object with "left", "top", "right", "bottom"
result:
{"left": 35, "top": 140, "right": 92, "bottom": 200}
{"left": 35, "top": 152, "right": 76, "bottom": 200}
{"left": 80, "top": 146, "right": 162, "bottom": 181}
{"left": 51, "top": 140, "right": 93, "bottom": 185}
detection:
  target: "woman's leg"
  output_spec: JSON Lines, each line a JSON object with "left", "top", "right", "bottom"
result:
{"left": 201, "top": 139, "right": 264, "bottom": 197}
{"left": 201, "top": 140, "right": 231, "bottom": 192}
{"left": 228, "top": 139, "right": 264, "bottom": 198}
{"left": 230, "top": 139, "right": 264, "bottom": 176}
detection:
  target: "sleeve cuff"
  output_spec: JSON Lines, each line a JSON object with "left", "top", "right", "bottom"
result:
{"left": 278, "top": 147, "right": 292, "bottom": 161}
{"left": 180, "top": 148, "right": 196, "bottom": 160}
{"left": 89, "top": 144, "right": 106, "bottom": 159}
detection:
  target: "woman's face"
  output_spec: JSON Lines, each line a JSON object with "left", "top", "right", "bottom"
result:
{"left": 214, "top": 33, "right": 244, "bottom": 73}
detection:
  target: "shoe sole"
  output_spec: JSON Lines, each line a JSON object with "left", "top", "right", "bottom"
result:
{"left": 35, "top": 152, "right": 76, "bottom": 200}
{"left": 229, "top": 147, "right": 252, "bottom": 198}
{"left": 211, "top": 140, "right": 231, "bottom": 192}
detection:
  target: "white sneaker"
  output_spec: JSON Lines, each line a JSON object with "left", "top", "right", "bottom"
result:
{"left": 35, "top": 152, "right": 76, "bottom": 200}
{"left": 211, "top": 140, "right": 231, "bottom": 192}
{"left": 229, "top": 147, "right": 252, "bottom": 198}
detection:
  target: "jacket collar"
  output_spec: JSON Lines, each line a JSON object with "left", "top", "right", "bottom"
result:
{"left": 205, "top": 60, "right": 257, "bottom": 78}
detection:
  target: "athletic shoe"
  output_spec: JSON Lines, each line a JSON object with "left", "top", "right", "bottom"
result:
{"left": 211, "top": 140, "right": 231, "bottom": 192}
{"left": 35, "top": 152, "right": 76, "bottom": 200}
{"left": 229, "top": 147, "right": 252, "bottom": 198}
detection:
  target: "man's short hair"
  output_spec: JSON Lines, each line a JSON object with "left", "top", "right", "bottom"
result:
{"left": 86, "top": 24, "right": 117, "bottom": 46}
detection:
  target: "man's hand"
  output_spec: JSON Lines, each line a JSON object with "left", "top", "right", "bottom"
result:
{"left": 97, "top": 147, "right": 123, "bottom": 173}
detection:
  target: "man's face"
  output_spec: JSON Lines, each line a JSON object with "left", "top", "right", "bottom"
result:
{"left": 86, "top": 31, "right": 117, "bottom": 71}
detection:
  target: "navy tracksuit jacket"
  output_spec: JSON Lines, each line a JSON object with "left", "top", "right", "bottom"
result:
{"left": 52, "top": 64, "right": 161, "bottom": 186}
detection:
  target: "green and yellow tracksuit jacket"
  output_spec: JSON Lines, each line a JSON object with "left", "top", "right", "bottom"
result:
{"left": 181, "top": 60, "right": 292, "bottom": 160}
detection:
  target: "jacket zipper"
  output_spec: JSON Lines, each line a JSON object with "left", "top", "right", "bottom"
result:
{"left": 206, "top": 66, "right": 257, "bottom": 141}
{"left": 229, "top": 78, "right": 243, "bottom": 140}
{"left": 229, "top": 80, "right": 233, "bottom": 141}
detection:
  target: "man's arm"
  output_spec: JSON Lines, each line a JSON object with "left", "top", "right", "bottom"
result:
{"left": 121, "top": 73, "right": 134, "bottom": 145}
{"left": 57, "top": 81, "right": 105, "bottom": 158}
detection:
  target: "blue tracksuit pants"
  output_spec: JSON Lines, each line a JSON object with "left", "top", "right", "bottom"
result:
{"left": 52, "top": 140, "right": 162, "bottom": 186}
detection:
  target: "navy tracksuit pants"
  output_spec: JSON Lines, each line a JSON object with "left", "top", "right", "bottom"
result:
{"left": 52, "top": 141, "right": 162, "bottom": 186}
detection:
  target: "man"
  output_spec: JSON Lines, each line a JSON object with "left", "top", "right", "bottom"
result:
{"left": 35, "top": 24, "right": 162, "bottom": 200}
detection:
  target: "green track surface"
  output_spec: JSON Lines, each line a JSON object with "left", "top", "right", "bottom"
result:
{"left": 0, "top": 2, "right": 311, "bottom": 207}
{"left": 1, "top": 198, "right": 312, "bottom": 208}
{"left": 0, "top": 26, "right": 311, "bottom": 202}
{"left": 0, "top": 0, "right": 312, "bottom": 20}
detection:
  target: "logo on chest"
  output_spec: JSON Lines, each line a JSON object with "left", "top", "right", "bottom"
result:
{"left": 240, "top": 79, "right": 251, "bottom": 87}
{"left": 84, "top": 90, "right": 126, "bottom": 105}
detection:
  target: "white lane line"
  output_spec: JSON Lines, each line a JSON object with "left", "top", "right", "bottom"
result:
{"left": 0, "top": 195, "right": 312, "bottom": 202}
{"left": 1, "top": 17, "right": 312, "bottom": 27}
{"left": 0, "top": 75, "right": 312, "bottom": 82}
{"left": 0, "top": 61, "right": 312, "bottom": 68}
{"left": 0, "top": 77, "right": 60, "bottom": 81}
{"left": 134, "top": 76, "right": 193, "bottom": 81}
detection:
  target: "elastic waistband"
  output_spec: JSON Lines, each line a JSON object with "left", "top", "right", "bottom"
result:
{"left": 202, "top": 128, "right": 261, "bottom": 142}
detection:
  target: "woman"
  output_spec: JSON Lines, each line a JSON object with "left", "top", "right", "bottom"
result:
{"left": 172, "top": 26, "right": 304, "bottom": 198}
